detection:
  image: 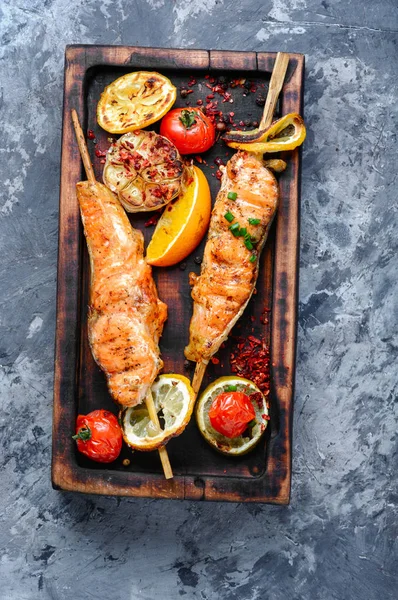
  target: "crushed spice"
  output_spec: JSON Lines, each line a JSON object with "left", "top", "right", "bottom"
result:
{"left": 230, "top": 335, "right": 270, "bottom": 396}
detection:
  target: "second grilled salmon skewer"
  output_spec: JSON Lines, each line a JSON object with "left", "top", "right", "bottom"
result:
{"left": 71, "top": 110, "right": 173, "bottom": 479}
{"left": 186, "top": 151, "right": 279, "bottom": 393}
{"left": 185, "top": 53, "right": 289, "bottom": 395}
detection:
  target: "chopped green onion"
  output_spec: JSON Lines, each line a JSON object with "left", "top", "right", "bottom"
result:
{"left": 249, "top": 254, "right": 256, "bottom": 263}
{"left": 224, "top": 211, "right": 234, "bottom": 223}
{"left": 239, "top": 227, "right": 247, "bottom": 237}
{"left": 229, "top": 222, "right": 241, "bottom": 236}
{"left": 244, "top": 238, "right": 254, "bottom": 250}
{"left": 227, "top": 191, "right": 238, "bottom": 201}
{"left": 225, "top": 384, "right": 238, "bottom": 392}
{"left": 248, "top": 218, "right": 261, "bottom": 225}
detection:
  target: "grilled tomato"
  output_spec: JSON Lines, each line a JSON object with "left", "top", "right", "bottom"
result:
{"left": 103, "top": 130, "right": 185, "bottom": 212}
{"left": 97, "top": 71, "right": 177, "bottom": 134}
{"left": 73, "top": 409, "right": 123, "bottom": 463}
{"left": 196, "top": 376, "right": 269, "bottom": 456}
{"left": 160, "top": 108, "right": 215, "bottom": 154}
{"left": 209, "top": 391, "right": 256, "bottom": 438}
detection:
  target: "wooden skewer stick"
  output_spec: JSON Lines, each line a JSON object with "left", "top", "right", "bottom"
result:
{"left": 71, "top": 110, "right": 96, "bottom": 184}
{"left": 259, "top": 52, "right": 290, "bottom": 131}
{"left": 189, "top": 54, "right": 290, "bottom": 397}
{"left": 144, "top": 392, "right": 173, "bottom": 479}
{"left": 192, "top": 360, "right": 209, "bottom": 397}
{"left": 71, "top": 109, "right": 173, "bottom": 480}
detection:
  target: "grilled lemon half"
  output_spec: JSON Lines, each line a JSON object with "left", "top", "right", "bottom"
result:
{"left": 97, "top": 71, "right": 177, "bottom": 134}
{"left": 121, "top": 374, "right": 195, "bottom": 451}
{"left": 103, "top": 130, "right": 185, "bottom": 212}
{"left": 196, "top": 376, "right": 269, "bottom": 456}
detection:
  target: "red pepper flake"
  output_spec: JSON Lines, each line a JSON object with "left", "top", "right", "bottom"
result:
{"left": 209, "top": 77, "right": 215, "bottom": 83}
{"left": 87, "top": 130, "right": 95, "bottom": 140}
{"left": 196, "top": 99, "right": 203, "bottom": 106}
{"left": 205, "top": 83, "right": 213, "bottom": 90}
{"left": 188, "top": 77, "right": 197, "bottom": 87}
{"left": 215, "top": 169, "right": 222, "bottom": 180}
{"left": 211, "top": 357, "right": 220, "bottom": 365}
{"left": 195, "top": 155, "right": 203, "bottom": 164}
{"left": 205, "top": 74, "right": 210, "bottom": 79}
{"left": 229, "top": 334, "right": 271, "bottom": 396}
{"left": 214, "top": 157, "right": 224, "bottom": 166}
{"left": 212, "top": 84, "right": 225, "bottom": 95}
{"left": 206, "top": 94, "right": 215, "bottom": 100}
{"left": 144, "top": 211, "right": 162, "bottom": 227}
{"left": 222, "top": 92, "right": 232, "bottom": 103}
{"left": 95, "top": 148, "right": 107, "bottom": 157}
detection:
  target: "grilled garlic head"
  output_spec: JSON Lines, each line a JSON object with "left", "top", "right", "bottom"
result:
{"left": 103, "top": 130, "right": 185, "bottom": 213}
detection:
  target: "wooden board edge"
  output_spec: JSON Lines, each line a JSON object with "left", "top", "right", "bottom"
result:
{"left": 64, "top": 44, "right": 210, "bottom": 70}
{"left": 209, "top": 49, "right": 257, "bottom": 71}
{"left": 51, "top": 49, "right": 85, "bottom": 484}
{"left": 52, "top": 461, "right": 187, "bottom": 499}
{"left": 268, "top": 53, "right": 305, "bottom": 505}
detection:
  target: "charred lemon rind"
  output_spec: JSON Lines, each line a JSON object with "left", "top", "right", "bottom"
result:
{"left": 103, "top": 130, "right": 185, "bottom": 213}
{"left": 224, "top": 113, "right": 306, "bottom": 154}
{"left": 97, "top": 71, "right": 177, "bottom": 134}
{"left": 195, "top": 376, "right": 269, "bottom": 456}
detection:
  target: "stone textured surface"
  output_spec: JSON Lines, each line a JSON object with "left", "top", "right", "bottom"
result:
{"left": 1, "top": 0, "right": 397, "bottom": 598}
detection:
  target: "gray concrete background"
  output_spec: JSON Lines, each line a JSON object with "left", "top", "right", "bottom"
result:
{"left": 1, "top": 0, "right": 397, "bottom": 598}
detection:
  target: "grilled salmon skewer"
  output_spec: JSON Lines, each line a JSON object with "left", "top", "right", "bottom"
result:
{"left": 71, "top": 110, "right": 173, "bottom": 478}
{"left": 185, "top": 152, "right": 279, "bottom": 388}
{"left": 185, "top": 53, "right": 289, "bottom": 395}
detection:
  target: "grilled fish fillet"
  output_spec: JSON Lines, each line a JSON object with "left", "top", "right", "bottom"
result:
{"left": 184, "top": 151, "right": 278, "bottom": 363}
{"left": 76, "top": 181, "right": 167, "bottom": 406}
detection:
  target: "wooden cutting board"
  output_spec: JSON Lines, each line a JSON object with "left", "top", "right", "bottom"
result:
{"left": 52, "top": 45, "right": 304, "bottom": 503}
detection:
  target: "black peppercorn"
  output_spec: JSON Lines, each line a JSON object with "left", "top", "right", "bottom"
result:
{"left": 255, "top": 92, "right": 267, "bottom": 107}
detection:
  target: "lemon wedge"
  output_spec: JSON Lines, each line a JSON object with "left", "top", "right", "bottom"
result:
{"left": 121, "top": 374, "right": 195, "bottom": 451}
{"left": 97, "top": 71, "right": 177, "bottom": 134}
{"left": 195, "top": 376, "right": 269, "bottom": 456}
{"left": 146, "top": 165, "right": 211, "bottom": 266}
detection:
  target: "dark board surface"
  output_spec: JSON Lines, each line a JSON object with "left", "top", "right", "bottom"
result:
{"left": 52, "top": 46, "right": 304, "bottom": 502}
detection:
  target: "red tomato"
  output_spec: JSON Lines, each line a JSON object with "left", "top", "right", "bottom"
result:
{"left": 73, "top": 409, "right": 123, "bottom": 463}
{"left": 160, "top": 108, "right": 215, "bottom": 154}
{"left": 209, "top": 392, "right": 256, "bottom": 438}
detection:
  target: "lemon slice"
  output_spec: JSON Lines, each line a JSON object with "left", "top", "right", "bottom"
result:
{"left": 146, "top": 165, "right": 211, "bottom": 266}
{"left": 97, "top": 71, "right": 177, "bottom": 134}
{"left": 196, "top": 376, "right": 269, "bottom": 456}
{"left": 121, "top": 374, "right": 195, "bottom": 451}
